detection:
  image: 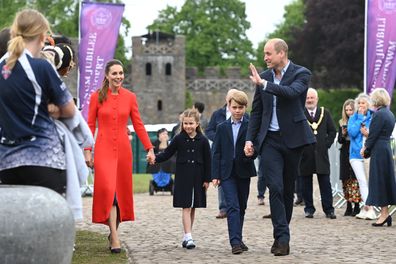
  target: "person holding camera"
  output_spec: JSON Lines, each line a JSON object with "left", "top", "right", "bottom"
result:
{"left": 338, "top": 99, "right": 362, "bottom": 216}
{"left": 361, "top": 88, "right": 396, "bottom": 227}
{"left": 348, "top": 93, "right": 376, "bottom": 220}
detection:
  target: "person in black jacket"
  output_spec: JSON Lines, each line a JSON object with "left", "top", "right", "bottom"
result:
{"left": 150, "top": 109, "right": 211, "bottom": 249}
{"left": 299, "top": 88, "right": 337, "bottom": 219}
{"left": 337, "top": 99, "right": 362, "bottom": 216}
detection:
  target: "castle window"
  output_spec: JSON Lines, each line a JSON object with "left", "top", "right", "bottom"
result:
{"left": 165, "top": 63, "right": 172, "bottom": 76}
{"left": 146, "top": 63, "right": 152, "bottom": 76}
{"left": 157, "top": 100, "right": 163, "bottom": 111}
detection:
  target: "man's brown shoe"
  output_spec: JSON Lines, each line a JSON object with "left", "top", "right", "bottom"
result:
{"left": 231, "top": 245, "right": 243, "bottom": 254}
{"left": 215, "top": 211, "right": 227, "bottom": 219}
{"left": 240, "top": 241, "right": 248, "bottom": 251}
{"left": 270, "top": 240, "right": 278, "bottom": 253}
{"left": 273, "top": 242, "right": 289, "bottom": 256}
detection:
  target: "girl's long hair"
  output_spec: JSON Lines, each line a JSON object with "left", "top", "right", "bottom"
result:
{"left": 7, "top": 9, "right": 50, "bottom": 70}
{"left": 339, "top": 99, "right": 355, "bottom": 126}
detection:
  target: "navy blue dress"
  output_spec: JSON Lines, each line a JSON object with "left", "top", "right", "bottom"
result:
{"left": 365, "top": 107, "right": 396, "bottom": 206}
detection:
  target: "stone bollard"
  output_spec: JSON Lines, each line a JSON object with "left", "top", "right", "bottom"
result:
{"left": 0, "top": 185, "right": 75, "bottom": 264}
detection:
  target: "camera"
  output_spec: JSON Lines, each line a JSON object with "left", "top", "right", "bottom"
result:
{"left": 342, "top": 125, "right": 347, "bottom": 129}
{"left": 361, "top": 122, "right": 365, "bottom": 127}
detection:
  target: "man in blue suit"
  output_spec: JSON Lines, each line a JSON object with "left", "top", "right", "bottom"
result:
{"left": 244, "top": 38, "right": 315, "bottom": 256}
{"left": 212, "top": 90, "right": 257, "bottom": 254}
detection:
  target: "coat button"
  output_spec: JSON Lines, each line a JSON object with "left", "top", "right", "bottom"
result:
{"left": 191, "top": 149, "right": 195, "bottom": 152}
{"left": 191, "top": 160, "right": 195, "bottom": 163}
{"left": 187, "top": 160, "right": 190, "bottom": 163}
{"left": 187, "top": 149, "right": 190, "bottom": 152}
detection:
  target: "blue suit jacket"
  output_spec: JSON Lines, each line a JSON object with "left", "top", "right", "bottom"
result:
{"left": 246, "top": 61, "right": 316, "bottom": 150}
{"left": 211, "top": 118, "right": 257, "bottom": 181}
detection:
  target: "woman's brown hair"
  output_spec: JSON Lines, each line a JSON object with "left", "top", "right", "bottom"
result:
{"left": 98, "top": 59, "right": 123, "bottom": 104}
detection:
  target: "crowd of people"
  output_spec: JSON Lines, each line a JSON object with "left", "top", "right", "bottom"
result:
{"left": 1, "top": 8, "right": 396, "bottom": 258}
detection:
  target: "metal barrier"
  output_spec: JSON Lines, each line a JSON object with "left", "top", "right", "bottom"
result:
{"left": 329, "top": 138, "right": 347, "bottom": 208}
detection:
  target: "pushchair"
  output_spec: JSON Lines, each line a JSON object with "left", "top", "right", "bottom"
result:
{"left": 149, "top": 170, "right": 174, "bottom": 195}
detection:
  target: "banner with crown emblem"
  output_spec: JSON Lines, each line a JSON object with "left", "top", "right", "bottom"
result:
{"left": 78, "top": 2, "right": 124, "bottom": 119}
{"left": 366, "top": 0, "right": 396, "bottom": 97}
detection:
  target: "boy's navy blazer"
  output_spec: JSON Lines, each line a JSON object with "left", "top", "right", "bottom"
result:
{"left": 211, "top": 117, "right": 257, "bottom": 181}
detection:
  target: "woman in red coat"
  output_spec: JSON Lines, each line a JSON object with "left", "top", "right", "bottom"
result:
{"left": 84, "top": 59, "right": 154, "bottom": 253}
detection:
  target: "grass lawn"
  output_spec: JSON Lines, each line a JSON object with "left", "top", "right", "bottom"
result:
{"left": 72, "top": 230, "right": 128, "bottom": 264}
{"left": 133, "top": 173, "right": 152, "bottom": 193}
{"left": 73, "top": 174, "right": 152, "bottom": 263}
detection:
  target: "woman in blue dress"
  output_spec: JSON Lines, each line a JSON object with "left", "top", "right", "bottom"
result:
{"left": 362, "top": 88, "right": 396, "bottom": 227}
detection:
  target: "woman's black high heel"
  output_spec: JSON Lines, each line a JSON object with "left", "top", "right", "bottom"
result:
{"left": 372, "top": 215, "right": 392, "bottom": 227}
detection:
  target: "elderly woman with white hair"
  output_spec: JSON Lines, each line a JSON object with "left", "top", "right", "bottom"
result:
{"left": 348, "top": 93, "right": 377, "bottom": 220}
{"left": 361, "top": 88, "right": 396, "bottom": 226}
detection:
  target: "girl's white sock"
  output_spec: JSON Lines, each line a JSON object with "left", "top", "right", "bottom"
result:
{"left": 184, "top": 233, "right": 192, "bottom": 241}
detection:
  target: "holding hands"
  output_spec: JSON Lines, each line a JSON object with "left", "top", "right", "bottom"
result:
{"left": 146, "top": 149, "right": 155, "bottom": 165}
{"left": 244, "top": 141, "right": 255, "bottom": 157}
{"left": 211, "top": 179, "right": 220, "bottom": 188}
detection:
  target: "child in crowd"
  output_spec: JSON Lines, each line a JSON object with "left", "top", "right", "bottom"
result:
{"left": 338, "top": 99, "right": 362, "bottom": 216}
{"left": 211, "top": 90, "right": 257, "bottom": 254}
{"left": 149, "top": 109, "right": 211, "bottom": 249}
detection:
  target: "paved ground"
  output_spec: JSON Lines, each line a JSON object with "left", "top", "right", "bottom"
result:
{"left": 76, "top": 177, "right": 396, "bottom": 264}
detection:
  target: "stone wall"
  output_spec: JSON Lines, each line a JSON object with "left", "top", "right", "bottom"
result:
{"left": 131, "top": 35, "right": 186, "bottom": 124}
{"left": 185, "top": 66, "right": 255, "bottom": 122}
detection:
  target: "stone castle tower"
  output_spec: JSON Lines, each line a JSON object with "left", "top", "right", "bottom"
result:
{"left": 131, "top": 32, "right": 186, "bottom": 124}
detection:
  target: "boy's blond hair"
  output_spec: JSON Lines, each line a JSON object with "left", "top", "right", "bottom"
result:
{"left": 228, "top": 90, "right": 248, "bottom": 107}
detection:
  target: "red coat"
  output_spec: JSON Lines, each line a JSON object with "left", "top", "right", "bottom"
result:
{"left": 88, "top": 87, "right": 152, "bottom": 224}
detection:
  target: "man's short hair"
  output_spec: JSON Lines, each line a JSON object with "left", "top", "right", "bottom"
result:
{"left": 269, "top": 38, "right": 288, "bottom": 55}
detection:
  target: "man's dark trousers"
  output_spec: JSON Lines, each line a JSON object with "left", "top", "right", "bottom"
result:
{"left": 260, "top": 131, "right": 303, "bottom": 243}
{"left": 302, "top": 173, "right": 334, "bottom": 215}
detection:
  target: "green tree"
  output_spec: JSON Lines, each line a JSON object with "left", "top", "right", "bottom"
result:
{"left": 148, "top": 0, "right": 254, "bottom": 74}
{"left": 289, "top": 0, "right": 365, "bottom": 89}
{"left": 254, "top": 0, "right": 305, "bottom": 69}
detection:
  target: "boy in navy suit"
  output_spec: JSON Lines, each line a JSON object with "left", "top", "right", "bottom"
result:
{"left": 211, "top": 90, "right": 257, "bottom": 254}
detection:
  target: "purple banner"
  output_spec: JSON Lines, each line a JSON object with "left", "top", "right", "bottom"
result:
{"left": 366, "top": 0, "right": 396, "bottom": 96}
{"left": 78, "top": 2, "right": 124, "bottom": 119}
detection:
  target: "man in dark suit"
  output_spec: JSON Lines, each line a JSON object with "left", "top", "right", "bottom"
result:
{"left": 244, "top": 38, "right": 315, "bottom": 256}
{"left": 300, "top": 88, "right": 337, "bottom": 219}
{"left": 206, "top": 89, "right": 248, "bottom": 219}
{"left": 212, "top": 90, "right": 256, "bottom": 254}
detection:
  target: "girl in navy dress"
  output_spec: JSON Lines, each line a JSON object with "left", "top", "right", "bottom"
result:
{"left": 150, "top": 109, "right": 211, "bottom": 249}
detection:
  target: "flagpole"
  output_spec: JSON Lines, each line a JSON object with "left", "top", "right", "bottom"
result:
{"left": 77, "top": 0, "right": 82, "bottom": 109}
